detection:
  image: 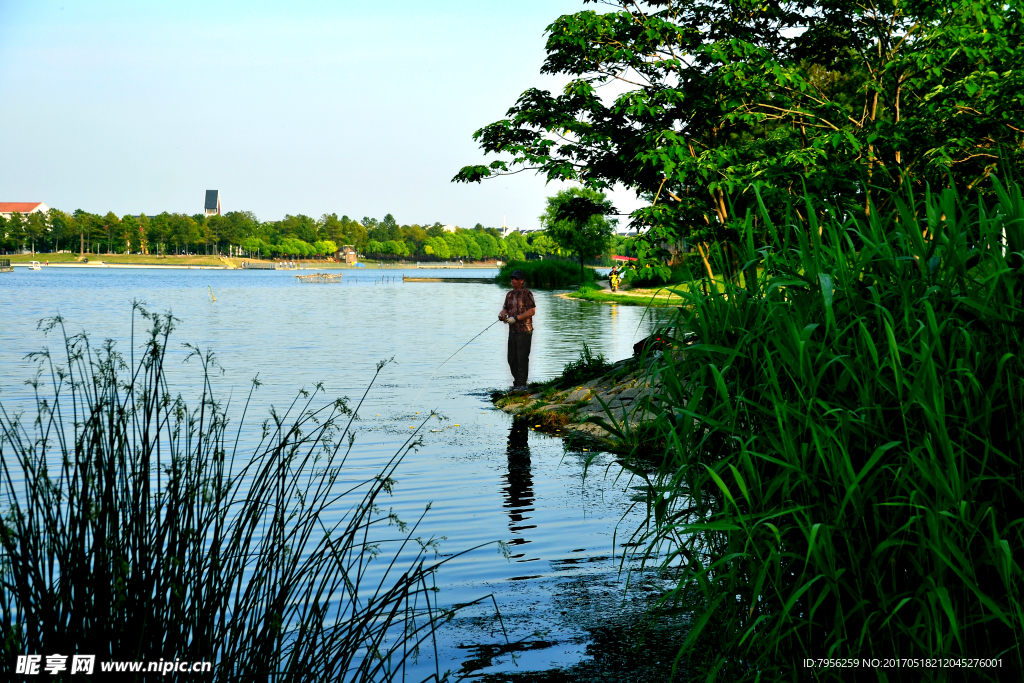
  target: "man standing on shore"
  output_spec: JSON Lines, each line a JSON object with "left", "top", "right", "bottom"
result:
{"left": 499, "top": 270, "right": 536, "bottom": 391}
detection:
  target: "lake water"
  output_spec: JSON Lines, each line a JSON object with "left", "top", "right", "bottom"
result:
{"left": 0, "top": 267, "right": 676, "bottom": 679}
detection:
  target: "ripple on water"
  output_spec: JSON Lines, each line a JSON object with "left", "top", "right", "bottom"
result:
{"left": 0, "top": 267, "right": 677, "bottom": 677}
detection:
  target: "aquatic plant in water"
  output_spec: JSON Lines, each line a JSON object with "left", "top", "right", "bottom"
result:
{"left": 0, "top": 305, "right": 460, "bottom": 682}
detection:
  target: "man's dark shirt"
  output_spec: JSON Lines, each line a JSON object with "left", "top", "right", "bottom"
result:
{"left": 503, "top": 288, "right": 535, "bottom": 332}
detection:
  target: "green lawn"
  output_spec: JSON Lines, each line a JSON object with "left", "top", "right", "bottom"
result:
{"left": 561, "top": 285, "right": 683, "bottom": 306}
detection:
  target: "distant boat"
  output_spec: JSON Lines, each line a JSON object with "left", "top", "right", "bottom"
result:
{"left": 28, "top": 261, "right": 41, "bottom": 270}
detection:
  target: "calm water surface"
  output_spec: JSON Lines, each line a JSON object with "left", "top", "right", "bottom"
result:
{"left": 0, "top": 267, "right": 674, "bottom": 678}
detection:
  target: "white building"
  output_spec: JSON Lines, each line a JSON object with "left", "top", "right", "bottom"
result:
{"left": 0, "top": 202, "right": 49, "bottom": 219}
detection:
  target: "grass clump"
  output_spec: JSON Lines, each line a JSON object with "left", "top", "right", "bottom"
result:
{"left": 0, "top": 307, "right": 461, "bottom": 682}
{"left": 496, "top": 260, "right": 598, "bottom": 288}
{"left": 641, "top": 178, "right": 1024, "bottom": 680}
{"left": 558, "top": 343, "right": 611, "bottom": 388}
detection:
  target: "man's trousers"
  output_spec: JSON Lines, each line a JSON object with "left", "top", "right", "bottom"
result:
{"left": 507, "top": 331, "right": 532, "bottom": 387}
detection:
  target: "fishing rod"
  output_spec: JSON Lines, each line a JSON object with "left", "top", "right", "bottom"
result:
{"left": 410, "top": 318, "right": 502, "bottom": 408}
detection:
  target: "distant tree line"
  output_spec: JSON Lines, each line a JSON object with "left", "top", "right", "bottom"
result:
{"left": 0, "top": 208, "right": 633, "bottom": 262}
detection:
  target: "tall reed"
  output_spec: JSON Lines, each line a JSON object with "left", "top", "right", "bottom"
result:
{"left": 641, "top": 179, "right": 1024, "bottom": 680}
{"left": 0, "top": 306, "right": 456, "bottom": 681}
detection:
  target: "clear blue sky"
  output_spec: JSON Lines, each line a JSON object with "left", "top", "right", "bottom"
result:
{"left": 0, "top": 0, "right": 639, "bottom": 229}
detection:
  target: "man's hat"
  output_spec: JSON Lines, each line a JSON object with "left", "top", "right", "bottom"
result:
{"left": 510, "top": 269, "right": 526, "bottom": 280}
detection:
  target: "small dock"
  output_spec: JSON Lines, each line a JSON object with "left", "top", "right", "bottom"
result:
{"left": 403, "top": 276, "right": 495, "bottom": 283}
{"left": 296, "top": 272, "right": 343, "bottom": 283}
{"left": 0, "top": 259, "right": 11, "bottom": 273}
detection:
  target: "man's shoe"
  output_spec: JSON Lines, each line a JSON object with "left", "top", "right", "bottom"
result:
{"left": 512, "top": 385, "right": 529, "bottom": 392}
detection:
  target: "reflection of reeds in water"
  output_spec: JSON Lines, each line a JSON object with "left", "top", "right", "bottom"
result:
{"left": 0, "top": 305, "right": 457, "bottom": 682}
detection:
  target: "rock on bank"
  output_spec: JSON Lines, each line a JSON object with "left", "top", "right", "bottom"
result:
{"left": 491, "top": 355, "right": 665, "bottom": 451}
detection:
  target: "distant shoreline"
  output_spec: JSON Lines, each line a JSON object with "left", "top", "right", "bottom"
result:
{"left": 11, "top": 262, "right": 228, "bottom": 270}
{"left": 5, "top": 255, "right": 503, "bottom": 270}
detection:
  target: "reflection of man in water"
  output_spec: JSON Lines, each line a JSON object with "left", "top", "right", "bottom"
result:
{"left": 502, "top": 418, "right": 536, "bottom": 559}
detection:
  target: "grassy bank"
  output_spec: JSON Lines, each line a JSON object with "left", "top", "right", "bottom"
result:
{"left": 561, "top": 285, "right": 682, "bottom": 306}
{"left": 491, "top": 341, "right": 671, "bottom": 456}
{"left": 635, "top": 179, "right": 1024, "bottom": 680}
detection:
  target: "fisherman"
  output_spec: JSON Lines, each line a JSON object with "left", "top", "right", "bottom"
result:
{"left": 499, "top": 269, "right": 536, "bottom": 392}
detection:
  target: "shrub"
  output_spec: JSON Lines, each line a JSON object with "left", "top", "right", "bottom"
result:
{"left": 625, "top": 261, "right": 692, "bottom": 287}
{"left": 642, "top": 179, "right": 1024, "bottom": 680}
{"left": 0, "top": 307, "right": 458, "bottom": 682}
{"left": 558, "top": 343, "right": 611, "bottom": 388}
{"left": 496, "top": 260, "right": 598, "bottom": 287}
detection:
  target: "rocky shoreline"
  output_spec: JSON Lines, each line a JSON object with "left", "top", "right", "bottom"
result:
{"left": 491, "top": 354, "right": 665, "bottom": 452}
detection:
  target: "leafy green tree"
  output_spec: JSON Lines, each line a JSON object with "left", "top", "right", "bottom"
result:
{"left": 471, "top": 230, "right": 500, "bottom": 258}
{"left": 0, "top": 215, "right": 10, "bottom": 252}
{"left": 136, "top": 214, "right": 151, "bottom": 254}
{"left": 525, "top": 232, "right": 559, "bottom": 257}
{"left": 381, "top": 214, "right": 400, "bottom": 241}
{"left": 502, "top": 232, "right": 527, "bottom": 261}
{"left": 48, "top": 209, "right": 76, "bottom": 253}
{"left": 400, "top": 224, "right": 428, "bottom": 252}
{"left": 223, "top": 211, "right": 259, "bottom": 252}
{"left": 540, "top": 188, "right": 616, "bottom": 281}
{"left": 73, "top": 210, "right": 98, "bottom": 254}
{"left": 279, "top": 214, "right": 319, "bottom": 244}
{"left": 100, "top": 212, "right": 121, "bottom": 254}
{"left": 241, "top": 236, "right": 270, "bottom": 258}
{"left": 120, "top": 215, "right": 138, "bottom": 254}
{"left": 443, "top": 232, "right": 469, "bottom": 258}
{"left": 148, "top": 213, "right": 170, "bottom": 255}
{"left": 204, "top": 215, "right": 227, "bottom": 254}
{"left": 455, "top": 0, "right": 1024, "bottom": 281}
{"left": 381, "top": 240, "right": 409, "bottom": 257}
{"left": 313, "top": 240, "right": 336, "bottom": 257}
{"left": 423, "top": 236, "right": 451, "bottom": 259}
{"left": 275, "top": 237, "right": 314, "bottom": 258}
{"left": 25, "top": 211, "right": 50, "bottom": 254}
{"left": 321, "top": 213, "right": 345, "bottom": 244}
{"left": 341, "top": 218, "right": 368, "bottom": 250}
{"left": 169, "top": 214, "right": 200, "bottom": 255}
{"left": 6, "top": 213, "right": 27, "bottom": 252}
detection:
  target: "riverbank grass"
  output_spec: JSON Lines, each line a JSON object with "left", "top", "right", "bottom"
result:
{"left": 642, "top": 179, "right": 1024, "bottom": 680}
{"left": 561, "top": 284, "right": 682, "bottom": 306}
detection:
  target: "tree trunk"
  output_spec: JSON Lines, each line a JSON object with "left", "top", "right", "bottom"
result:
{"left": 695, "top": 242, "right": 716, "bottom": 284}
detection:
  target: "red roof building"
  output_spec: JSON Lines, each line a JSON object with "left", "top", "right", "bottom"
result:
{"left": 0, "top": 202, "right": 49, "bottom": 219}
